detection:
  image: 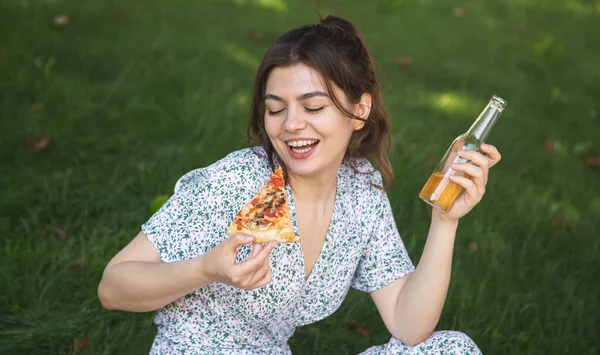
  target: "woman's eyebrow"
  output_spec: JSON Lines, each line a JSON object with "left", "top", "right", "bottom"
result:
{"left": 297, "top": 91, "right": 329, "bottom": 100}
{"left": 264, "top": 91, "right": 329, "bottom": 102}
{"left": 264, "top": 93, "right": 284, "bottom": 102}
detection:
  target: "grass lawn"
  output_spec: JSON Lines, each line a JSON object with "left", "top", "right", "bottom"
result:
{"left": 1, "top": 0, "right": 599, "bottom": 354}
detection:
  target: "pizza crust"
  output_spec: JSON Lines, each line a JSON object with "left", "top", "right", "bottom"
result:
{"left": 226, "top": 223, "right": 299, "bottom": 243}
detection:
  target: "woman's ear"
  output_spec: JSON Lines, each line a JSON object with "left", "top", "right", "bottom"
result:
{"left": 353, "top": 93, "right": 372, "bottom": 130}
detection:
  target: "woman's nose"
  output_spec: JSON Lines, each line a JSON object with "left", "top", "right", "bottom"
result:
{"left": 283, "top": 107, "right": 307, "bottom": 131}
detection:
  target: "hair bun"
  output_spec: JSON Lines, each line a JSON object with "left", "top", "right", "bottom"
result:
{"left": 320, "top": 15, "right": 359, "bottom": 36}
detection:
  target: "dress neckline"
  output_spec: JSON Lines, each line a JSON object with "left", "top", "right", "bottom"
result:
{"left": 285, "top": 168, "right": 343, "bottom": 284}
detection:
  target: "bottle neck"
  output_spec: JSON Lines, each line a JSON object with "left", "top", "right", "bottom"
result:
{"left": 466, "top": 96, "right": 506, "bottom": 142}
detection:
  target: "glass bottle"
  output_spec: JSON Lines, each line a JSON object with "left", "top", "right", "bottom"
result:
{"left": 419, "top": 95, "right": 507, "bottom": 212}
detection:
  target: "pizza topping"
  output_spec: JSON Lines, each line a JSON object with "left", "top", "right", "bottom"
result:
{"left": 246, "top": 218, "right": 272, "bottom": 231}
{"left": 227, "top": 166, "right": 299, "bottom": 243}
{"left": 243, "top": 186, "right": 286, "bottom": 230}
{"left": 271, "top": 176, "right": 284, "bottom": 188}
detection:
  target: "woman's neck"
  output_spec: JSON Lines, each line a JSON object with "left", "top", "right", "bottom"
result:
{"left": 287, "top": 166, "right": 339, "bottom": 207}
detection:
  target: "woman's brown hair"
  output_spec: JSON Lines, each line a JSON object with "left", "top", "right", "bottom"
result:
{"left": 247, "top": 15, "right": 394, "bottom": 189}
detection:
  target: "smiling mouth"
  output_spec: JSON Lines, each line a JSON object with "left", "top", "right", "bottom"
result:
{"left": 287, "top": 139, "right": 319, "bottom": 154}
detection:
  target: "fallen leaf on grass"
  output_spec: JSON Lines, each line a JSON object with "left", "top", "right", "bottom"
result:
{"left": 453, "top": 7, "right": 465, "bottom": 18}
{"left": 57, "top": 228, "right": 68, "bottom": 240}
{"left": 469, "top": 242, "right": 479, "bottom": 253}
{"left": 541, "top": 140, "right": 556, "bottom": 152}
{"left": 71, "top": 258, "right": 84, "bottom": 268}
{"left": 295, "top": 326, "right": 304, "bottom": 333}
{"left": 53, "top": 14, "right": 70, "bottom": 28}
{"left": 27, "top": 137, "right": 50, "bottom": 152}
{"left": 110, "top": 10, "right": 123, "bottom": 22}
{"left": 350, "top": 320, "right": 369, "bottom": 337}
{"left": 29, "top": 103, "right": 43, "bottom": 112}
{"left": 552, "top": 218, "right": 574, "bottom": 235}
{"left": 427, "top": 156, "right": 439, "bottom": 165}
{"left": 586, "top": 157, "right": 600, "bottom": 167}
{"left": 514, "top": 25, "right": 527, "bottom": 36}
{"left": 552, "top": 218, "right": 566, "bottom": 228}
{"left": 395, "top": 57, "right": 413, "bottom": 68}
{"left": 72, "top": 338, "right": 89, "bottom": 352}
{"left": 45, "top": 225, "right": 69, "bottom": 240}
{"left": 248, "top": 32, "right": 264, "bottom": 43}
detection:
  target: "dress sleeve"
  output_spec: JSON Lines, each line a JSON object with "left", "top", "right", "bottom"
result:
{"left": 140, "top": 148, "right": 271, "bottom": 263}
{"left": 141, "top": 169, "right": 207, "bottom": 263}
{"left": 351, "top": 186, "right": 415, "bottom": 293}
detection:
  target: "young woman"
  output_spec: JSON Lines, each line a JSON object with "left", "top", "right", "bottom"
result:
{"left": 98, "top": 15, "right": 500, "bottom": 354}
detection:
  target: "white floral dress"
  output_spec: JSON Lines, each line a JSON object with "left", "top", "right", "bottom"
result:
{"left": 142, "top": 147, "right": 481, "bottom": 355}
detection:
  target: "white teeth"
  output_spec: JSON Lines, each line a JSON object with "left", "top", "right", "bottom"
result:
{"left": 287, "top": 139, "right": 318, "bottom": 147}
{"left": 293, "top": 147, "right": 312, "bottom": 153}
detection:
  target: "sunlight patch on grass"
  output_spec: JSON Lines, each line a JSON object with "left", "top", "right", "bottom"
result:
{"left": 504, "top": 0, "right": 600, "bottom": 13}
{"left": 222, "top": 42, "right": 259, "bottom": 69}
{"left": 232, "top": 0, "right": 288, "bottom": 12}
{"left": 430, "top": 92, "right": 478, "bottom": 116}
{"left": 256, "top": 0, "right": 287, "bottom": 12}
{"left": 566, "top": 0, "right": 600, "bottom": 14}
{"left": 234, "top": 92, "right": 250, "bottom": 108}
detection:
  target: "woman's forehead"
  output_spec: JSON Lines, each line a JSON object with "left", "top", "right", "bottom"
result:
{"left": 265, "top": 64, "right": 327, "bottom": 96}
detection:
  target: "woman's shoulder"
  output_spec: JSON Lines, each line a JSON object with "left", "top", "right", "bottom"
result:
{"left": 174, "top": 146, "right": 272, "bottom": 194}
{"left": 338, "top": 157, "right": 389, "bottom": 231}
{"left": 340, "top": 157, "right": 384, "bottom": 193}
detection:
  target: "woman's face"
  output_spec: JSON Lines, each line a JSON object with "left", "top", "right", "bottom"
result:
{"left": 263, "top": 63, "right": 367, "bottom": 180}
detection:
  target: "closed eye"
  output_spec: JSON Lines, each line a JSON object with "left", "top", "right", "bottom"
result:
{"left": 267, "top": 108, "right": 286, "bottom": 115}
{"left": 305, "top": 106, "right": 324, "bottom": 113}
{"left": 268, "top": 107, "right": 324, "bottom": 115}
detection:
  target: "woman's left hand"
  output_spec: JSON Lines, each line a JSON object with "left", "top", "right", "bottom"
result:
{"left": 435, "top": 144, "right": 502, "bottom": 222}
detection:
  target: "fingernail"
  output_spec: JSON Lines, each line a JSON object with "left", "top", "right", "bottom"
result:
{"left": 451, "top": 163, "right": 458, "bottom": 169}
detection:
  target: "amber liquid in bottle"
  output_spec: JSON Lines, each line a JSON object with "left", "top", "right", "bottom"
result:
{"left": 419, "top": 95, "right": 507, "bottom": 212}
{"left": 420, "top": 172, "right": 465, "bottom": 211}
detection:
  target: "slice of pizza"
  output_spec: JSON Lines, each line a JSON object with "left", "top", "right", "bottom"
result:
{"left": 226, "top": 166, "right": 300, "bottom": 243}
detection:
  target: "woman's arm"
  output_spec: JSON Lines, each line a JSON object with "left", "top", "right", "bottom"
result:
{"left": 98, "top": 231, "right": 276, "bottom": 312}
{"left": 371, "top": 144, "right": 502, "bottom": 346}
{"left": 371, "top": 216, "right": 458, "bottom": 345}
{"left": 97, "top": 231, "right": 211, "bottom": 312}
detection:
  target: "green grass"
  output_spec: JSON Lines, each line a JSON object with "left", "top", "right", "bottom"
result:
{"left": 1, "top": 0, "right": 599, "bottom": 354}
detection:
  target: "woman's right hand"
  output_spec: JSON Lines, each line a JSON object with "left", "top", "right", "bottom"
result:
{"left": 201, "top": 234, "right": 276, "bottom": 290}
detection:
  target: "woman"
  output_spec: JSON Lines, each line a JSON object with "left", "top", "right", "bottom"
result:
{"left": 98, "top": 15, "right": 500, "bottom": 354}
